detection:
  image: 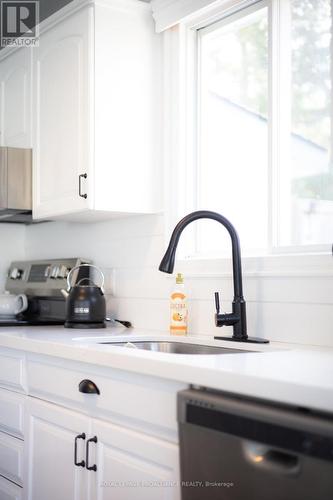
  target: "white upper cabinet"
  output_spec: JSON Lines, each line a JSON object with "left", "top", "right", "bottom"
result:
{"left": 0, "top": 47, "right": 32, "bottom": 148}
{"left": 33, "top": 6, "right": 92, "bottom": 218}
{"left": 33, "top": 0, "right": 161, "bottom": 221}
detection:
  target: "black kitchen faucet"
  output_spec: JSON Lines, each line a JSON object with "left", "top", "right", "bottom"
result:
{"left": 159, "top": 210, "right": 269, "bottom": 344}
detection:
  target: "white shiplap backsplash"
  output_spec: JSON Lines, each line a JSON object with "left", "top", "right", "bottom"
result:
{"left": 0, "top": 224, "right": 26, "bottom": 290}
{"left": 1, "top": 215, "right": 332, "bottom": 347}
{"left": 23, "top": 214, "right": 333, "bottom": 348}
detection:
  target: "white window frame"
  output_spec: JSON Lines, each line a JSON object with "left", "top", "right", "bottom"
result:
{"left": 163, "top": 0, "right": 332, "bottom": 277}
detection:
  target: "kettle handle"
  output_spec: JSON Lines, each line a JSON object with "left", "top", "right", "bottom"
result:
{"left": 67, "top": 264, "right": 105, "bottom": 292}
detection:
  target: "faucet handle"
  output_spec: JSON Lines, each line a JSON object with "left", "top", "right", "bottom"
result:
{"left": 214, "top": 292, "right": 220, "bottom": 314}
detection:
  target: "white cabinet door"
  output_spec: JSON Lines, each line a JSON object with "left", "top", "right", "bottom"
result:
{"left": 0, "top": 47, "right": 32, "bottom": 148}
{"left": 25, "top": 397, "right": 90, "bottom": 500}
{"left": 0, "top": 431, "right": 24, "bottom": 486}
{"left": 90, "top": 418, "right": 180, "bottom": 500}
{"left": 33, "top": 7, "right": 92, "bottom": 219}
{"left": 0, "top": 475, "right": 22, "bottom": 500}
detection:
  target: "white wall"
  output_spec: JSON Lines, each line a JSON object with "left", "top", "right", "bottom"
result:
{"left": 24, "top": 215, "right": 333, "bottom": 348}
{"left": 0, "top": 224, "right": 26, "bottom": 290}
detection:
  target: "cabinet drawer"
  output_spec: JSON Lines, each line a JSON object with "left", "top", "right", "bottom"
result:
{"left": 0, "top": 475, "right": 22, "bottom": 500}
{"left": 27, "top": 358, "right": 186, "bottom": 440}
{"left": 0, "top": 431, "right": 24, "bottom": 486}
{"left": 0, "top": 388, "right": 24, "bottom": 438}
{"left": 0, "top": 351, "right": 25, "bottom": 393}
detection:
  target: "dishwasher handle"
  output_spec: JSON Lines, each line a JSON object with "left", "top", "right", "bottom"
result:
{"left": 242, "top": 441, "right": 300, "bottom": 475}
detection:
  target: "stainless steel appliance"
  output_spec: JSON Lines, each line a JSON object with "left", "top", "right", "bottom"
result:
{"left": 0, "top": 147, "right": 33, "bottom": 223}
{"left": 178, "top": 388, "right": 333, "bottom": 500}
{"left": 1, "top": 258, "right": 90, "bottom": 326}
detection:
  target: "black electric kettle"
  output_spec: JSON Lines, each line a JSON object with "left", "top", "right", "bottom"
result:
{"left": 64, "top": 264, "right": 106, "bottom": 329}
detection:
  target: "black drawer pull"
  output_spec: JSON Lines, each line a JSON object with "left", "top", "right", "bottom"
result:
{"left": 79, "top": 173, "right": 88, "bottom": 199}
{"left": 74, "top": 433, "right": 86, "bottom": 467}
{"left": 79, "top": 379, "right": 100, "bottom": 395}
{"left": 86, "top": 436, "right": 98, "bottom": 471}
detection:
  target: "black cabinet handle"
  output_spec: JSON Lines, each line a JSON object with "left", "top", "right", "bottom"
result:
{"left": 74, "top": 433, "right": 86, "bottom": 467}
{"left": 86, "top": 436, "right": 98, "bottom": 471}
{"left": 79, "top": 379, "right": 100, "bottom": 395}
{"left": 79, "top": 173, "right": 87, "bottom": 199}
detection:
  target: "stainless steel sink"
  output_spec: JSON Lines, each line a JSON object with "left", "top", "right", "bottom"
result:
{"left": 100, "top": 341, "right": 253, "bottom": 355}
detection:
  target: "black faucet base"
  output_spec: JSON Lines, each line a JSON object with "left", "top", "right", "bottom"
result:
{"left": 214, "top": 335, "right": 270, "bottom": 344}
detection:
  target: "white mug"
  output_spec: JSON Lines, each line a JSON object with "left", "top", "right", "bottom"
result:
{"left": 0, "top": 293, "right": 28, "bottom": 316}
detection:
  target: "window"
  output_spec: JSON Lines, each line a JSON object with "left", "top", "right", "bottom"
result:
{"left": 198, "top": 5, "right": 269, "bottom": 256}
{"left": 171, "top": 0, "right": 332, "bottom": 259}
{"left": 283, "top": 0, "right": 332, "bottom": 248}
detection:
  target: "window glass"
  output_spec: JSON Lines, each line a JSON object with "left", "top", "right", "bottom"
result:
{"left": 279, "top": 0, "right": 332, "bottom": 246}
{"left": 194, "top": 0, "right": 332, "bottom": 257}
{"left": 198, "top": 7, "right": 268, "bottom": 256}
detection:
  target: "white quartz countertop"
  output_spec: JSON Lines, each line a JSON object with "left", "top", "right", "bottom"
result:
{"left": 0, "top": 325, "right": 332, "bottom": 414}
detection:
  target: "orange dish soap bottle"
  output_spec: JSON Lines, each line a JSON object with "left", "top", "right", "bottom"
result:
{"left": 170, "top": 273, "right": 188, "bottom": 336}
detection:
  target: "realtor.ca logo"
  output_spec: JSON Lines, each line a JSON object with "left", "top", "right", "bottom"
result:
{"left": 0, "top": 1, "right": 39, "bottom": 47}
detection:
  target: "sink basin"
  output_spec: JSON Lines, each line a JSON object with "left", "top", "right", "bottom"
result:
{"left": 100, "top": 341, "right": 253, "bottom": 355}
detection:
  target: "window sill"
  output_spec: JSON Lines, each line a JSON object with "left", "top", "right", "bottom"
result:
{"left": 167, "top": 252, "right": 333, "bottom": 279}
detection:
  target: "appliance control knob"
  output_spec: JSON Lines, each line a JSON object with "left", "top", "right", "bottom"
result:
{"left": 58, "top": 265, "right": 68, "bottom": 279}
{"left": 10, "top": 268, "right": 23, "bottom": 280}
{"left": 50, "top": 265, "right": 59, "bottom": 279}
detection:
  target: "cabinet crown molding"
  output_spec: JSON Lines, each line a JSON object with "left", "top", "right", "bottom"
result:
{"left": 151, "top": 0, "right": 259, "bottom": 31}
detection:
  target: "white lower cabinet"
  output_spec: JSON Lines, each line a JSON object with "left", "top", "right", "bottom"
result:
{"left": 0, "top": 349, "right": 181, "bottom": 499}
{"left": 0, "top": 388, "right": 25, "bottom": 439}
{"left": 25, "top": 398, "right": 89, "bottom": 500}
{"left": 25, "top": 397, "right": 180, "bottom": 500}
{"left": 0, "top": 475, "right": 22, "bottom": 500}
{"left": 91, "top": 419, "right": 180, "bottom": 500}
{"left": 0, "top": 432, "right": 24, "bottom": 486}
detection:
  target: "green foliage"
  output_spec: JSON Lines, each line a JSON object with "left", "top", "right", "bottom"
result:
{"left": 291, "top": 0, "right": 331, "bottom": 149}
{"left": 292, "top": 172, "right": 333, "bottom": 200}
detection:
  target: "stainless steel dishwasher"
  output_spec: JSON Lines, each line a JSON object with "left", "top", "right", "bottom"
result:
{"left": 178, "top": 388, "right": 333, "bottom": 500}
